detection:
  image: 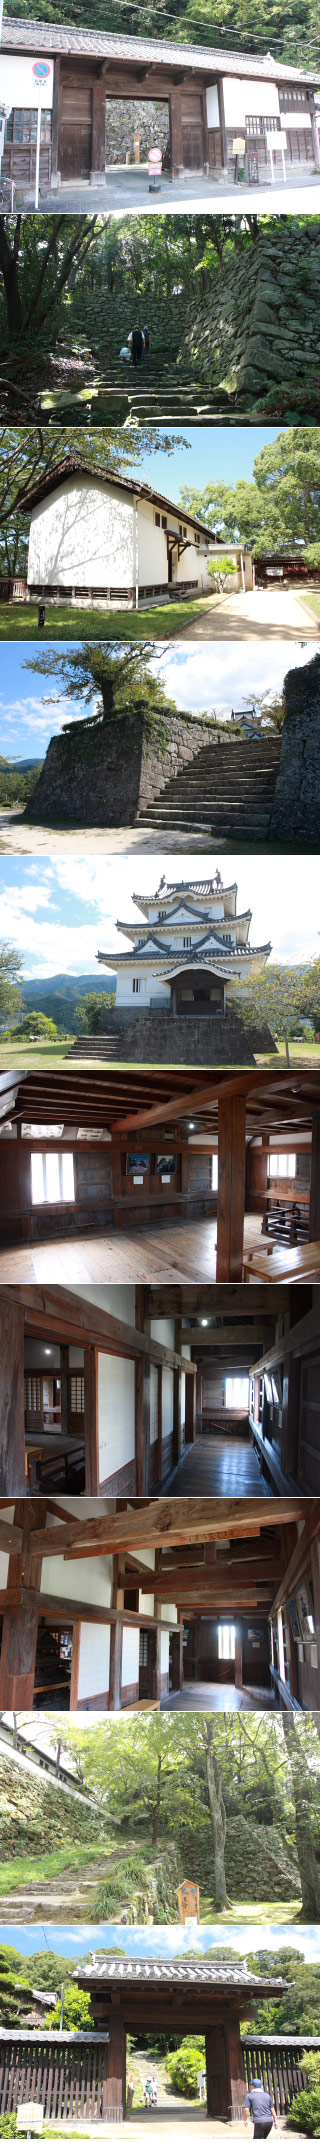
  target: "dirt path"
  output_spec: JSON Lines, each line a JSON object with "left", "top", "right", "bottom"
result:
{"left": 179, "top": 588, "right": 319, "bottom": 639}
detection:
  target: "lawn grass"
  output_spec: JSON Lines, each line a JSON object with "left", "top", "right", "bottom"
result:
{"left": 201, "top": 1896, "right": 302, "bottom": 1924}
{"left": 256, "top": 1039, "right": 320, "bottom": 1066}
{"left": 0, "top": 1837, "right": 114, "bottom": 1894}
{"left": 300, "top": 591, "right": 320, "bottom": 620}
{"left": 0, "top": 597, "right": 210, "bottom": 641}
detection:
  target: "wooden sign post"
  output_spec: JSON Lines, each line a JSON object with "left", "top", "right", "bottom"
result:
{"left": 177, "top": 1878, "right": 200, "bottom": 1923}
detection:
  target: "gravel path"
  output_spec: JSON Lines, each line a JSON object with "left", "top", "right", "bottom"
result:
{"left": 179, "top": 588, "right": 320, "bottom": 639}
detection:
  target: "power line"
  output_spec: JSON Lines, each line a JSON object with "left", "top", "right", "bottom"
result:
{"left": 3, "top": 0, "right": 319, "bottom": 61}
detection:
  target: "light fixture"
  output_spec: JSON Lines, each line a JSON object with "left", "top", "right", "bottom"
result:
{"left": 44, "top": 1348, "right": 52, "bottom": 1355}
{"left": 201, "top": 1319, "right": 209, "bottom": 1326}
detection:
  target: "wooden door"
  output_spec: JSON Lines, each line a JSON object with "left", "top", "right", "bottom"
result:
{"left": 181, "top": 93, "right": 204, "bottom": 168}
{"left": 60, "top": 85, "right": 92, "bottom": 178}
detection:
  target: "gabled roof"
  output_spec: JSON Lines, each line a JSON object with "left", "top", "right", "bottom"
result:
{"left": 75, "top": 1955, "right": 288, "bottom": 1990}
{"left": 141, "top": 879, "right": 238, "bottom": 906}
{"left": 3, "top": 17, "right": 320, "bottom": 87}
{"left": 19, "top": 458, "right": 219, "bottom": 543}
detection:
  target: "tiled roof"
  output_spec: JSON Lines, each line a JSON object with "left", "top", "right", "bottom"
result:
{"left": 153, "top": 881, "right": 238, "bottom": 899}
{"left": 19, "top": 457, "right": 219, "bottom": 542}
{"left": 3, "top": 16, "right": 320, "bottom": 85}
{"left": 75, "top": 1956, "right": 287, "bottom": 1988}
{"left": 99, "top": 940, "right": 271, "bottom": 969}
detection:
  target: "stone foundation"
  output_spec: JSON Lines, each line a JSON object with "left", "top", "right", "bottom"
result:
{"left": 105, "top": 97, "right": 169, "bottom": 165}
{"left": 96, "top": 1010, "right": 256, "bottom": 1064}
{"left": 26, "top": 707, "right": 224, "bottom": 828}
{"left": 270, "top": 653, "right": 320, "bottom": 845}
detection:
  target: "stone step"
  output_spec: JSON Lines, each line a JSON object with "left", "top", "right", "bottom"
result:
{"left": 138, "top": 735, "right": 281, "bottom": 840}
{"left": 67, "top": 1037, "right": 119, "bottom": 1058}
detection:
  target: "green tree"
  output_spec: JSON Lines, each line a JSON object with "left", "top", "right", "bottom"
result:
{"left": 74, "top": 992, "right": 116, "bottom": 1033}
{"left": 0, "top": 217, "right": 101, "bottom": 344}
{"left": 0, "top": 940, "right": 23, "bottom": 1027}
{"left": 180, "top": 428, "right": 320, "bottom": 553}
{"left": 3, "top": 0, "right": 319, "bottom": 67}
{"left": 9, "top": 1010, "right": 59, "bottom": 1040}
{"left": 233, "top": 959, "right": 320, "bottom": 1057}
{"left": 45, "top": 1985, "right": 94, "bottom": 2035}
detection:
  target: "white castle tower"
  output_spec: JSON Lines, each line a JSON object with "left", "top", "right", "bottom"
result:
{"left": 97, "top": 871, "right": 271, "bottom": 1018}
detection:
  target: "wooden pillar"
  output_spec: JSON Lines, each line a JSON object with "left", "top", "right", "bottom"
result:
{"left": 135, "top": 1357, "right": 145, "bottom": 1494}
{"left": 225, "top": 2016, "right": 247, "bottom": 2120}
{"left": 217, "top": 76, "right": 228, "bottom": 169}
{"left": 170, "top": 86, "right": 184, "bottom": 174}
{"left": 157, "top": 1364, "right": 163, "bottom": 1484}
{"left": 51, "top": 55, "right": 61, "bottom": 183}
{"left": 205, "top": 2024, "right": 229, "bottom": 2118}
{"left": 310, "top": 1112, "right": 320, "bottom": 1239}
{"left": 281, "top": 1352, "right": 301, "bottom": 1483}
{"left": 310, "top": 1538, "right": 320, "bottom": 1708}
{"left": 60, "top": 1344, "right": 69, "bottom": 1437}
{"left": 135, "top": 1289, "right": 150, "bottom": 1491}
{"left": 84, "top": 1344, "right": 99, "bottom": 1494}
{"left": 173, "top": 1317, "right": 182, "bottom": 1464}
{"left": 0, "top": 1504, "right": 43, "bottom": 1710}
{"left": 109, "top": 1613, "right": 123, "bottom": 1712}
{"left": 201, "top": 86, "right": 210, "bottom": 172}
{"left": 0, "top": 1296, "right": 25, "bottom": 1494}
{"left": 70, "top": 1618, "right": 81, "bottom": 1710}
{"left": 154, "top": 1565, "right": 162, "bottom": 1701}
{"left": 235, "top": 1623, "right": 243, "bottom": 1691}
{"left": 216, "top": 1094, "right": 246, "bottom": 1282}
{"left": 107, "top": 2017, "right": 126, "bottom": 2116}
{"left": 91, "top": 73, "right": 107, "bottom": 180}
{"left": 196, "top": 1364, "right": 202, "bottom": 1432}
{"left": 185, "top": 1370, "right": 197, "bottom": 1444}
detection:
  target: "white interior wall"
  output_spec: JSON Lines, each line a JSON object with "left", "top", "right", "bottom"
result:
{"left": 78, "top": 1624, "right": 110, "bottom": 1703}
{"left": 161, "top": 1629, "right": 170, "bottom": 1676}
{"left": 98, "top": 1350, "right": 135, "bottom": 1482}
{"left": 122, "top": 1625, "right": 140, "bottom": 1688}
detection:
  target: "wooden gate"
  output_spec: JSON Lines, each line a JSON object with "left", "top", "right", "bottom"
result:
{"left": 60, "top": 87, "right": 92, "bottom": 179}
{"left": 0, "top": 2036, "right": 113, "bottom": 2124}
{"left": 243, "top": 2035, "right": 320, "bottom": 2112}
{"left": 181, "top": 93, "right": 204, "bottom": 168}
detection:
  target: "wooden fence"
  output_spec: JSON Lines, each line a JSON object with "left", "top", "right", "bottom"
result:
{"left": 0, "top": 2035, "right": 117, "bottom": 2124}
{"left": 243, "top": 2034, "right": 320, "bottom": 2111}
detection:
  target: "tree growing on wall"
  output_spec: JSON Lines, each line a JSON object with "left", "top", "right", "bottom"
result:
{"left": 23, "top": 640, "right": 179, "bottom": 742}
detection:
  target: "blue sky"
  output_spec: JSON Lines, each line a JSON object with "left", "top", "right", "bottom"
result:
{"left": 0, "top": 854, "right": 320, "bottom": 980}
{"left": 2, "top": 1923, "right": 320, "bottom": 1963}
{"left": 137, "top": 427, "right": 280, "bottom": 496}
{"left": 0, "top": 639, "right": 312, "bottom": 763}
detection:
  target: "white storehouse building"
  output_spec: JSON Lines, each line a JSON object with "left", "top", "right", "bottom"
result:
{"left": 21, "top": 459, "right": 253, "bottom": 607}
{"left": 97, "top": 872, "right": 271, "bottom": 1019}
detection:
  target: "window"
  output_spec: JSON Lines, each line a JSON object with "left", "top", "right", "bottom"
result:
{"left": 70, "top": 1375, "right": 84, "bottom": 1415}
{"left": 24, "top": 1374, "right": 41, "bottom": 1414}
{"left": 132, "top": 978, "right": 141, "bottom": 994}
{"left": 31, "top": 1150, "right": 75, "bottom": 1205}
{"left": 269, "top": 1151, "right": 296, "bottom": 1178}
{"left": 155, "top": 511, "right": 160, "bottom": 527}
{"left": 218, "top": 1624, "right": 235, "bottom": 1661}
{"left": 6, "top": 107, "right": 52, "bottom": 142}
{"left": 211, "top": 1154, "right": 218, "bottom": 1189}
{"left": 139, "top": 1630, "right": 148, "bottom": 1666}
{"left": 225, "top": 1376, "right": 250, "bottom": 1410}
{"left": 162, "top": 515, "right": 167, "bottom": 529}
{"left": 183, "top": 935, "right": 192, "bottom": 948}
{"left": 245, "top": 114, "right": 279, "bottom": 135}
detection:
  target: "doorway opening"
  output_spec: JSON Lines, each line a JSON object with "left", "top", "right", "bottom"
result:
{"left": 33, "top": 1619, "right": 73, "bottom": 1710}
{"left": 139, "top": 1627, "right": 157, "bottom": 1700}
{"left": 105, "top": 97, "right": 170, "bottom": 169}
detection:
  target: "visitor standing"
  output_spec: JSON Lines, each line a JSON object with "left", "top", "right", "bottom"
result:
{"left": 244, "top": 2077, "right": 278, "bottom": 2137}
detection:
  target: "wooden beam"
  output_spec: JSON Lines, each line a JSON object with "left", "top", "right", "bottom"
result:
{"left": 111, "top": 1072, "right": 251, "bottom": 1135}
{"left": 8, "top": 1285, "right": 194, "bottom": 1375}
{"left": 182, "top": 1325, "right": 269, "bottom": 1348}
{"left": 29, "top": 1495, "right": 308, "bottom": 1561}
{"left": 251, "top": 1297, "right": 320, "bottom": 1378}
{"left": 0, "top": 1518, "right": 23, "bottom": 1555}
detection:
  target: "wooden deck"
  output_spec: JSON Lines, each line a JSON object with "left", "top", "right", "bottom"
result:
{"left": 0, "top": 1212, "right": 263, "bottom": 1283}
{"left": 163, "top": 1433, "right": 270, "bottom": 1498}
{"left": 162, "top": 1680, "right": 275, "bottom": 1711}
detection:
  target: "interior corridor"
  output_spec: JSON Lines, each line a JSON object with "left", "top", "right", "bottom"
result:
{"left": 162, "top": 1681, "right": 276, "bottom": 1712}
{"left": 163, "top": 1434, "right": 270, "bottom": 1497}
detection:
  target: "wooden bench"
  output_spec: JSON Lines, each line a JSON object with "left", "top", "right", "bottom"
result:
{"left": 243, "top": 1241, "right": 320, "bottom": 1282}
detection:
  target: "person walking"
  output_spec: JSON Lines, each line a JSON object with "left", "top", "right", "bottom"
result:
{"left": 244, "top": 2077, "right": 278, "bottom": 2138}
{"left": 128, "top": 327, "right": 145, "bottom": 367}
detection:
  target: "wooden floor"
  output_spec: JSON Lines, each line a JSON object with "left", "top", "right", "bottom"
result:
{"left": 162, "top": 1680, "right": 275, "bottom": 1711}
{"left": 164, "top": 1434, "right": 270, "bottom": 1497}
{"left": 0, "top": 1212, "right": 263, "bottom": 1282}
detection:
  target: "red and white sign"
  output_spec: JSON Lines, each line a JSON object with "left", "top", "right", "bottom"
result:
{"left": 0, "top": 54, "right": 54, "bottom": 107}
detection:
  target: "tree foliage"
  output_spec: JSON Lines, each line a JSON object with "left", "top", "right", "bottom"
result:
{"left": 233, "top": 959, "right": 320, "bottom": 1041}
{"left": 0, "top": 427, "right": 188, "bottom": 577}
{"left": 180, "top": 429, "right": 320, "bottom": 553}
{"left": 74, "top": 992, "right": 116, "bottom": 1032}
{"left": 0, "top": 940, "right": 23, "bottom": 1025}
{"left": 3, "top": 0, "right": 319, "bottom": 67}
{"left": 45, "top": 1986, "right": 94, "bottom": 2035}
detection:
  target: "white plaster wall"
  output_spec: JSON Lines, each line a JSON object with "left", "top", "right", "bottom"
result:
{"left": 223, "top": 76, "right": 280, "bottom": 124}
{"left": 78, "top": 1623, "right": 110, "bottom": 1702}
{"left": 161, "top": 1603, "right": 177, "bottom": 1627}
{"left": 139, "top": 1548, "right": 155, "bottom": 1614}
{"left": 116, "top": 972, "right": 170, "bottom": 1008}
{"left": 175, "top": 542, "right": 212, "bottom": 589}
{"left": 138, "top": 502, "right": 168, "bottom": 585}
{"left": 0, "top": 1507, "right": 14, "bottom": 1592}
{"left": 181, "top": 1372, "right": 186, "bottom": 1428}
{"left": 98, "top": 1349, "right": 135, "bottom": 1482}
{"left": 28, "top": 476, "right": 134, "bottom": 590}
{"left": 151, "top": 1320, "right": 174, "bottom": 1443}
{"left": 122, "top": 1625, "right": 139, "bottom": 1688}
{"left": 206, "top": 83, "right": 220, "bottom": 126}
{"left": 151, "top": 1318, "right": 175, "bottom": 1351}
{"left": 150, "top": 1364, "right": 158, "bottom": 1445}
{"left": 161, "top": 1629, "right": 170, "bottom": 1676}
{"left": 40, "top": 1500, "right": 113, "bottom": 1609}
{"left": 76, "top": 1285, "right": 136, "bottom": 1325}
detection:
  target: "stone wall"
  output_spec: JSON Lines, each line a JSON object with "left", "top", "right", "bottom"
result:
{"left": 98, "top": 1009, "right": 256, "bottom": 1065}
{"left": 105, "top": 97, "right": 169, "bottom": 166}
{"left": 179, "top": 222, "right": 320, "bottom": 406}
{"left": 26, "top": 707, "right": 222, "bottom": 828}
{"left": 270, "top": 653, "right": 320, "bottom": 846}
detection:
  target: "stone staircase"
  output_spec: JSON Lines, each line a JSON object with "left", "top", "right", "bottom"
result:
{"left": 138, "top": 734, "right": 282, "bottom": 843}
{"left": 42, "top": 345, "right": 232, "bottom": 423}
{"left": 67, "top": 1036, "right": 118, "bottom": 1060}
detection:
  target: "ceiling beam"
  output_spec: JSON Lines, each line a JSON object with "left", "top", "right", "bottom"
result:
{"left": 29, "top": 1496, "right": 309, "bottom": 1562}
